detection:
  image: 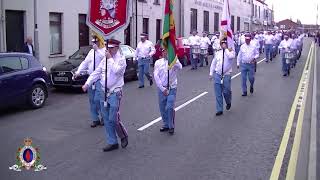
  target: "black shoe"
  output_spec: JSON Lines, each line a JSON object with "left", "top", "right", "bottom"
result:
{"left": 138, "top": 85, "right": 145, "bottom": 88}
{"left": 160, "top": 127, "right": 169, "bottom": 132}
{"left": 102, "top": 144, "right": 119, "bottom": 152}
{"left": 250, "top": 87, "right": 254, "bottom": 94}
{"left": 266, "top": 60, "right": 269, "bottom": 63}
{"left": 90, "top": 121, "right": 100, "bottom": 128}
{"left": 191, "top": 68, "right": 195, "bottom": 70}
{"left": 242, "top": 92, "right": 247, "bottom": 96}
{"left": 226, "top": 104, "right": 231, "bottom": 110}
{"left": 206, "top": 61, "right": 209, "bottom": 66}
{"left": 216, "top": 111, "right": 223, "bottom": 116}
{"left": 199, "top": 65, "right": 203, "bottom": 67}
{"left": 149, "top": 79, "right": 153, "bottom": 86}
{"left": 168, "top": 128, "right": 175, "bottom": 135}
{"left": 283, "top": 74, "right": 287, "bottom": 77}
{"left": 288, "top": 70, "right": 290, "bottom": 76}
{"left": 121, "top": 137, "right": 128, "bottom": 148}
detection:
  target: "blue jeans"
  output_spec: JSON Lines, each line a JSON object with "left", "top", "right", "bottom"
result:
{"left": 214, "top": 73, "right": 232, "bottom": 113}
{"left": 235, "top": 44, "right": 240, "bottom": 56}
{"left": 138, "top": 58, "right": 152, "bottom": 86}
{"left": 199, "top": 54, "right": 207, "bottom": 66}
{"left": 88, "top": 83, "right": 101, "bottom": 122}
{"left": 240, "top": 63, "right": 255, "bottom": 93}
{"left": 265, "top": 44, "right": 272, "bottom": 61}
{"left": 96, "top": 81, "right": 128, "bottom": 145}
{"left": 259, "top": 41, "right": 263, "bottom": 53}
{"left": 190, "top": 47, "right": 198, "bottom": 69}
{"left": 158, "top": 88, "right": 177, "bottom": 129}
{"left": 281, "top": 54, "right": 289, "bottom": 75}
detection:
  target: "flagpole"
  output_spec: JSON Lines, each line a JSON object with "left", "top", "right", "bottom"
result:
{"left": 221, "top": 48, "right": 225, "bottom": 85}
{"left": 105, "top": 39, "right": 108, "bottom": 103}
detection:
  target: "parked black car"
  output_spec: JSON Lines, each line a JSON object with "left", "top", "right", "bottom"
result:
{"left": 50, "top": 45, "right": 138, "bottom": 89}
{"left": 0, "top": 53, "right": 50, "bottom": 109}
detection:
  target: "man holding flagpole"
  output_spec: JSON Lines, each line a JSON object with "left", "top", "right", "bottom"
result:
{"left": 209, "top": 0, "right": 235, "bottom": 116}
{"left": 154, "top": 0, "right": 182, "bottom": 135}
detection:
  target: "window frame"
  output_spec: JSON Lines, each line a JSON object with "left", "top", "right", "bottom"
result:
{"left": 49, "top": 12, "right": 63, "bottom": 55}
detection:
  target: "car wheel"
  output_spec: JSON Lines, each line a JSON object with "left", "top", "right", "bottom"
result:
{"left": 28, "top": 84, "right": 47, "bottom": 109}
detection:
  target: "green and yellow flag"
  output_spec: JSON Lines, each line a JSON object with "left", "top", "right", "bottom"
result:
{"left": 162, "top": 0, "right": 177, "bottom": 69}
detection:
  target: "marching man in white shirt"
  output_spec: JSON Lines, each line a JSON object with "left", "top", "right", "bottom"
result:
{"left": 188, "top": 30, "right": 201, "bottom": 70}
{"left": 135, "top": 33, "right": 156, "bottom": 88}
{"left": 278, "top": 33, "right": 293, "bottom": 76}
{"left": 73, "top": 36, "right": 105, "bottom": 128}
{"left": 199, "top": 31, "right": 211, "bottom": 67}
{"left": 237, "top": 33, "right": 259, "bottom": 97}
{"left": 209, "top": 38, "right": 235, "bottom": 116}
{"left": 82, "top": 39, "right": 128, "bottom": 152}
{"left": 154, "top": 48, "right": 182, "bottom": 135}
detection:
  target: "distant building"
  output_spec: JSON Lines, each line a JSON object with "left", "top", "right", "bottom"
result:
{"left": 276, "top": 19, "right": 300, "bottom": 30}
{"left": 251, "top": 0, "right": 274, "bottom": 31}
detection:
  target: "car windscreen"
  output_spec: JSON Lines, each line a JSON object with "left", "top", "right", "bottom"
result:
{"left": 69, "top": 46, "right": 91, "bottom": 60}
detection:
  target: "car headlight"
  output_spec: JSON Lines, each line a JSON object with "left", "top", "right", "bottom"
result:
{"left": 42, "top": 66, "right": 47, "bottom": 72}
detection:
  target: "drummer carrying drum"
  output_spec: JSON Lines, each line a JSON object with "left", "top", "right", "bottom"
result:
{"left": 278, "top": 33, "right": 294, "bottom": 77}
{"left": 199, "top": 31, "right": 211, "bottom": 67}
{"left": 188, "top": 30, "right": 201, "bottom": 70}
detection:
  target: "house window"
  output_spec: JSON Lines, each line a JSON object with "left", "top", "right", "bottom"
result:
{"left": 258, "top": 6, "right": 260, "bottom": 18}
{"left": 203, "top": 11, "right": 209, "bottom": 32}
{"left": 156, "top": 19, "right": 161, "bottom": 41}
{"left": 49, "top": 13, "right": 62, "bottom": 55}
{"left": 153, "top": 0, "right": 160, "bottom": 5}
{"left": 214, "top": 12, "right": 219, "bottom": 32}
{"left": 231, "top": 15, "right": 235, "bottom": 32}
{"left": 143, "top": 18, "right": 149, "bottom": 34}
{"left": 237, "top": 16, "right": 241, "bottom": 31}
{"left": 78, "top": 14, "right": 89, "bottom": 48}
{"left": 190, "top": 8, "right": 197, "bottom": 32}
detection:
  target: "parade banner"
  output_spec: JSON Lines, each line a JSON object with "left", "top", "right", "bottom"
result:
{"left": 162, "top": 0, "right": 178, "bottom": 69}
{"left": 87, "top": 0, "right": 132, "bottom": 38}
{"left": 220, "top": 0, "right": 235, "bottom": 50}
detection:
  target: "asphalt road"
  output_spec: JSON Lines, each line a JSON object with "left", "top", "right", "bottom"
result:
{"left": 0, "top": 39, "right": 316, "bottom": 180}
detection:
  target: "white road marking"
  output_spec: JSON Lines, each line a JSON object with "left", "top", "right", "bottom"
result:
{"left": 138, "top": 57, "right": 266, "bottom": 131}
{"left": 137, "top": 92, "right": 208, "bottom": 131}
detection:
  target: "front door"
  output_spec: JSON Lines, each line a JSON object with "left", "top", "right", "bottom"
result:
{"left": 5, "top": 10, "right": 25, "bottom": 52}
{"left": 79, "top": 14, "right": 89, "bottom": 48}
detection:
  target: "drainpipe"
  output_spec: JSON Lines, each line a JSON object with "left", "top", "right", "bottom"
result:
{"left": 34, "top": 0, "right": 39, "bottom": 59}
{"left": 0, "top": 0, "right": 5, "bottom": 52}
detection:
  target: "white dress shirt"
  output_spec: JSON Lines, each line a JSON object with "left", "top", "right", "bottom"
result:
{"left": 278, "top": 39, "right": 293, "bottom": 53}
{"left": 210, "top": 49, "right": 235, "bottom": 76}
{"left": 135, "top": 40, "right": 156, "bottom": 59}
{"left": 188, "top": 35, "right": 201, "bottom": 46}
{"left": 85, "top": 51, "right": 127, "bottom": 92}
{"left": 200, "top": 36, "right": 211, "bottom": 49}
{"left": 213, "top": 38, "right": 221, "bottom": 50}
{"left": 291, "top": 39, "right": 299, "bottom": 50}
{"left": 27, "top": 44, "right": 33, "bottom": 55}
{"left": 237, "top": 42, "right": 259, "bottom": 66}
{"left": 264, "top": 34, "right": 275, "bottom": 45}
{"left": 76, "top": 48, "right": 105, "bottom": 75}
{"left": 251, "top": 39, "right": 260, "bottom": 51}
{"left": 258, "top": 34, "right": 264, "bottom": 42}
{"left": 153, "top": 58, "right": 182, "bottom": 92}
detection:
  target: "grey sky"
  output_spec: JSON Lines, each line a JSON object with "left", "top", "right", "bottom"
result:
{"left": 266, "top": 0, "right": 319, "bottom": 24}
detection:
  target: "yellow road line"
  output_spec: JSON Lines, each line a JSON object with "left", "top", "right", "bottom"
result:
{"left": 269, "top": 42, "right": 314, "bottom": 180}
{"left": 286, "top": 43, "right": 315, "bottom": 180}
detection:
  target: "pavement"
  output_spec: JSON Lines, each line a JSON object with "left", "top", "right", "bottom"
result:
{"left": 0, "top": 39, "right": 317, "bottom": 180}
